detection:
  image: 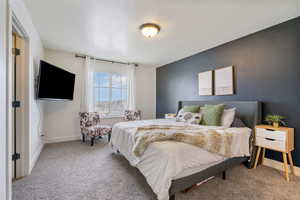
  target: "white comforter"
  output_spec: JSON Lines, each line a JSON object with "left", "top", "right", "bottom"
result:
{"left": 110, "top": 119, "right": 251, "bottom": 200}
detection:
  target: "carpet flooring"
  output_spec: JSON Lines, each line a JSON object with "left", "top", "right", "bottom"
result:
{"left": 13, "top": 140, "right": 300, "bottom": 200}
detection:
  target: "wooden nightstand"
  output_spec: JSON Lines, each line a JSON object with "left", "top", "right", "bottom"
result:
{"left": 254, "top": 125, "right": 295, "bottom": 181}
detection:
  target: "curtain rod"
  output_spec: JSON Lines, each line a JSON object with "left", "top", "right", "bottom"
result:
{"left": 75, "top": 54, "right": 138, "bottom": 67}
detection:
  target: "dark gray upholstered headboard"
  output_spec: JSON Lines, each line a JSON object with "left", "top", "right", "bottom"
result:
{"left": 178, "top": 101, "right": 262, "bottom": 129}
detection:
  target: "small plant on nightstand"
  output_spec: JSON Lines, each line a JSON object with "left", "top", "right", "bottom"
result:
{"left": 265, "top": 114, "right": 286, "bottom": 128}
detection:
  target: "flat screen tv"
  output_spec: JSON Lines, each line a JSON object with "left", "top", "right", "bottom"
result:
{"left": 37, "top": 60, "right": 75, "bottom": 100}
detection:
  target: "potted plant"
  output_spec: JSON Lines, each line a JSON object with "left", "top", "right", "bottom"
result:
{"left": 265, "top": 114, "right": 286, "bottom": 128}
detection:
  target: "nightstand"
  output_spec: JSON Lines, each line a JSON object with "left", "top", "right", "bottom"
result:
{"left": 254, "top": 125, "right": 295, "bottom": 181}
{"left": 165, "top": 113, "right": 176, "bottom": 119}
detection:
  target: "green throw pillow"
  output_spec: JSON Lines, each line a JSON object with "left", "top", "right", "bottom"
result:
{"left": 201, "top": 104, "right": 225, "bottom": 126}
{"left": 182, "top": 105, "right": 200, "bottom": 113}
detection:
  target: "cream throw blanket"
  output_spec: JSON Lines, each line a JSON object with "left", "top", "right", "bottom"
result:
{"left": 132, "top": 125, "right": 234, "bottom": 157}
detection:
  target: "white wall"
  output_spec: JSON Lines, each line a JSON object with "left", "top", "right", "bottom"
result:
{"left": 10, "top": 0, "right": 45, "bottom": 173}
{"left": 43, "top": 48, "right": 156, "bottom": 143}
{"left": 0, "top": 0, "right": 8, "bottom": 199}
{"left": 43, "top": 49, "right": 84, "bottom": 142}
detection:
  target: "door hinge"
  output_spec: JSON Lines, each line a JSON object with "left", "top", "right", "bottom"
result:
{"left": 12, "top": 48, "right": 21, "bottom": 56}
{"left": 12, "top": 101, "right": 21, "bottom": 108}
{"left": 12, "top": 153, "right": 21, "bottom": 161}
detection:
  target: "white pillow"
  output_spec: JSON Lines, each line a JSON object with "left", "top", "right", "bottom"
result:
{"left": 221, "top": 108, "right": 236, "bottom": 128}
{"left": 187, "top": 113, "right": 202, "bottom": 125}
{"left": 176, "top": 112, "right": 193, "bottom": 122}
{"left": 177, "top": 108, "right": 183, "bottom": 116}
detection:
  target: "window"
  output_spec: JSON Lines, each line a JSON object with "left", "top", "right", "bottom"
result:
{"left": 93, "top": 72, "right": 127, "bottom": 117}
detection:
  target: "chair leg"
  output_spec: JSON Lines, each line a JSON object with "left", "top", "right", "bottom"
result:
{"left": 169, "top": 194, "right": 175, "bottom": 200}
{"left": 91, "top": 137, "right": 95, "bottom": 146}
{"left": 81, "top": 133, "right": 86, "bottom": 143}
{"left": 108, "top": 133, "right": 111, "bottom": 142}
{"left": 222, "top": 171, "right": 226, "bottom": 180}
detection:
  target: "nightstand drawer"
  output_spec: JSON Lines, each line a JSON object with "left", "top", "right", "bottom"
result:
{"left": 256, "top": 136, "right": 286, "bottom": 151}
{"left": 256, "top": 128, "right": 286, "bottom": 141}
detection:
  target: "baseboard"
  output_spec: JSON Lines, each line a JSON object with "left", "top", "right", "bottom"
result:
{"left": 44, "top": 135, "right": 81, "bottom": 144}
{"left": 29, "top": 142, "right": 44, "bottom": 173}
{"left": 263, "top": 158, "right": 300, "bottom": 176}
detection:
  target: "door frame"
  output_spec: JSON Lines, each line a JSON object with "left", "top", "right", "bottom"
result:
{"left": 2, "top": 3, "right": 33, "bottom": 199}
{"left": 10, "top": 11, "right": 31, "bottom": 178}
{"left": 0, "top": 0, "right": 9, "bottom": 199}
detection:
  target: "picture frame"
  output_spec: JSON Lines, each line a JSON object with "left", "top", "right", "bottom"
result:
{"left": 198, "top": 70, "right": 213, "bottom": 96}
{"left": 214, "top": 66, "right": 234, "bottom": 95}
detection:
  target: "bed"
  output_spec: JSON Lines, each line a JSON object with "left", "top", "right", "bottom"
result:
{"left": 110, "top": 101, "right": 261, "bottom": 200}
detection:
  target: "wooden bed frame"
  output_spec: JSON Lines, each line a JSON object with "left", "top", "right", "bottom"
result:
{"left": 169, "top": 101, "right": 262, "bottom": 200}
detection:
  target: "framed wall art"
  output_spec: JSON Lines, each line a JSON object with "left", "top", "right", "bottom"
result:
{"left": 214, "top": 66, "right": 234, "bottom": 95}
{"left": 198, "top": 70, "right": 213, "bottom": 96}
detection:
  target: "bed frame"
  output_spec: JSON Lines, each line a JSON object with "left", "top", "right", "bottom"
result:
{"left": 169, "top": 101, "right": 262, "bottom": 200}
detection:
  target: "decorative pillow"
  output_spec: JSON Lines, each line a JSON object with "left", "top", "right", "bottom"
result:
{"left": 177, "top": 108, "right": 184, "bottom": 116}
{"left": 176, "top": 112, "right": 193, "bottom": 122}
{"left": 221, "top": 108, "right": 236, "bottom": 128}
{"left": 231, "top": 117, "right": 247, "bottom": 127}
{"left": 182, "top": 105, "right": 200, "bottom": 113}
{"left": 201, "top": 104, "right": 225, "bottom": 126}
{"left": 187, "top": 113, "right": 202, "bottom": 125}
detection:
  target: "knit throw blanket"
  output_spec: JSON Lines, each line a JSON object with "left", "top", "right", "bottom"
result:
{"left": 132, "top": 125, "right": 234, "bottom": 157}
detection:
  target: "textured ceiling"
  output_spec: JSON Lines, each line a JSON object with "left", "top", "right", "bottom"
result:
{"left": 23, "top": 0, "right": 300, "bottom": 66}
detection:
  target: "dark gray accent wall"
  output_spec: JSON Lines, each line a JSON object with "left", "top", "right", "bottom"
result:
{"left": 156, "top": 17, "right": 300, "bottom": 166}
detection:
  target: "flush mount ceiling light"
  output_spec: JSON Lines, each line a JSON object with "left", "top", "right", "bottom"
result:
{"left": 140, "top": 23, "right": 160, "bottom": 38}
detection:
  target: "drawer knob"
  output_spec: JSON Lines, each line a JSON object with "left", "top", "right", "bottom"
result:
{"left": 266, "top": 128, "right": 275, "bottom": 131}
{"left": 265, "top": 138, "right": 275, "bottom": 141}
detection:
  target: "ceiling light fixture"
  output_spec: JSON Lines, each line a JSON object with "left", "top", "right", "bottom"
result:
{"left": 140, "top": 23, "right": 160, "bottom": 38}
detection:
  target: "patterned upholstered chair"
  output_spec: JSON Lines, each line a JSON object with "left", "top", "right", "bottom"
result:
{"left": 124, "top": 110, "right": 142, "bottom": 121}
{"left": 79, "top": 112, "right": 112, "bottom": 146}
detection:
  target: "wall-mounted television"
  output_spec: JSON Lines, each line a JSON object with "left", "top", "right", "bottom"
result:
{"left": 37, "top": 60, "right": 75, "bottom": 101}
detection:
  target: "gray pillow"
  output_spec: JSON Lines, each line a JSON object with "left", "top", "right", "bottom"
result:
{"left": 231, "top": 117, "right": 246, "bottom": 127}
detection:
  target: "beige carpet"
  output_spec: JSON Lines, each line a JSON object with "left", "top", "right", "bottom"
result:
{"left": 13, "top": 140, "right": 300, "bottom": 200}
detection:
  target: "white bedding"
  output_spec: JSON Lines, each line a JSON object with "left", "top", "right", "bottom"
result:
{"left": 110, "top": 119, "right": 251, "bottom": 200}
